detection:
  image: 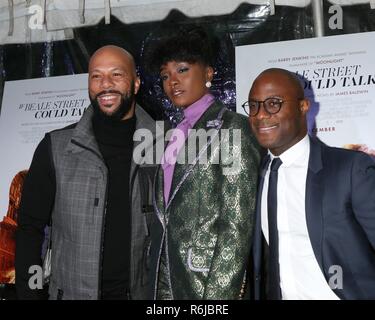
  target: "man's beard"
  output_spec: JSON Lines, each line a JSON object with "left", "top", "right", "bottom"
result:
{"left": 90, "top": 82, "right": 135, "bottom": 122}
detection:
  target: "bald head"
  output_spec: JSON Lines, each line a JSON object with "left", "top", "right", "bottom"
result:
{"left": 89, "top": 45, "right": 137, "bottom": 76}
{"left": 250, "top": 68, "right": 304, "bottom": 99}
{"left": 88, "top": 45, "right": 140, "bottom": 121}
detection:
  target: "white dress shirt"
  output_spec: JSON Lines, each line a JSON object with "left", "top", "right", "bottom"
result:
{"left": 261, "top": 135, "right": 339, "bottom": 300}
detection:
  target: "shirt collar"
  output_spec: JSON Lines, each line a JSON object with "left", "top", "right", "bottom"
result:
{"left": 269, "top": 134, "right": 310, "bottom": 167}
{"left": 182, "top": 93, "right": 215, "bottom": 127}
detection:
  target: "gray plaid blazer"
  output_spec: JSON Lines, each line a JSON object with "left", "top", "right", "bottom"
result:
{"left": 48, "top": 105, "right": 160, "bottom": 300}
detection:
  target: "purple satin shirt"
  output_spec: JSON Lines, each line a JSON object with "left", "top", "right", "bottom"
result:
{"left": 162, "top": 93, "right": 215, "bottom": 205}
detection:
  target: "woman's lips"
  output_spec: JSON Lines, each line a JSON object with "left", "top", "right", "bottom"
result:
{"left": 172, "top": 89, "right": 184, "bottom": 97}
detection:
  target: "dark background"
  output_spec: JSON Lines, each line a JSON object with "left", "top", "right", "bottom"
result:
{"left": 1, "top": 2, "right": 374, "bottom": 123}
{"left": 0, "top": 1, "right": 375, "bottom": 300}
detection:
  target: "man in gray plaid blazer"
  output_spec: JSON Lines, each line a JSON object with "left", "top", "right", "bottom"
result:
{"left": 15, "top": 46, "right": 160, "bottom": 300}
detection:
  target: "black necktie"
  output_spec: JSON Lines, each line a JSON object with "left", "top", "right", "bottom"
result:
{"left": 267, "top": 157, "right": 282, "bottom": 300}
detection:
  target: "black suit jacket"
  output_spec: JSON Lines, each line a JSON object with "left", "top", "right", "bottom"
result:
{"left": 253, "top": 136, "right": 375, "bottom": 299}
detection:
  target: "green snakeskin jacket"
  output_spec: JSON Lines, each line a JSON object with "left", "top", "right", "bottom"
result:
{"left": 150, "top": 101, "right": 261, "bottom": 299}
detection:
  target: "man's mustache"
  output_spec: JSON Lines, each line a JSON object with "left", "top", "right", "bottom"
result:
{"left": 94, "top": 90, "right": 123, "bottom": 99}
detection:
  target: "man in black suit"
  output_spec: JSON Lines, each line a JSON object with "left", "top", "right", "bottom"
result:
{"left": 244, "top": 68, "right": 375, "bottom": 300}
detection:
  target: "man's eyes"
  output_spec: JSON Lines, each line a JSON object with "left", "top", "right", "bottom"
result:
{"left": 90, "top": 73, "right": 124, "bottom": 79}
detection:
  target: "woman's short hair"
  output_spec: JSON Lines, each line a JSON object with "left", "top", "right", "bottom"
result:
{"left": 146, "top": 26, "right": 214, "bottom": 74}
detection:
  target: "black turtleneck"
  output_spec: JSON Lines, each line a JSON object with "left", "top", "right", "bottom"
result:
{"left": 92, "top": 114, "right": 136, "bottom": 300}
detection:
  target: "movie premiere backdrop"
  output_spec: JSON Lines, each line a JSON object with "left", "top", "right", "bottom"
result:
{"left": 1, "top": 31, "right": 375, "bottom": 284}
{"left": 236, "top": 31, "right": 375, "bottom": 155}
{"left": 0, "top": 74, "right": 90, "bottom": 283}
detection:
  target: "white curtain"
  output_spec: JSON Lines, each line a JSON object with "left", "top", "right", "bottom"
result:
{"left": 0, "top": 0, "right": 371, "bottom": 45}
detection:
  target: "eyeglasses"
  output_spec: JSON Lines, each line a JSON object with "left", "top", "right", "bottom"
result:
{"left": 242, "top": 97, "right": 302, "bottom": 117}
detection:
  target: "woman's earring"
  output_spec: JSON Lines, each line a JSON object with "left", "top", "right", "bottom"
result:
{"left": 205, "top": 81, "right": 212, "bottom": 88}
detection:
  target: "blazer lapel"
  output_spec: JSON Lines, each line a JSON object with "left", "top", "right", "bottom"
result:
{"left": 166, "top": 102, "right": 225, "bottom": 211}
{"left": 305, "top": 137, "right": 325, "bottom": 272}
{"left": 130, "top": 104, "right": 162, "bottom": 183}
{"left": 153, "top": 165, "right": 166, "bottom": 229}
{"left": 67, "top": 106, "right": 104, "bottom": 165}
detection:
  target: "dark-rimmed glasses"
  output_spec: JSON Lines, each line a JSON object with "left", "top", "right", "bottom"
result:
{"left": 242, "top": 97, "right": 302, "bottom": 117}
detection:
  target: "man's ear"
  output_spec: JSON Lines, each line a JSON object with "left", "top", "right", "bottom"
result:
{"left": 300, "top": 98, "right": 310, "bottom": 115}
{"left": 134, "top": 76, "right": 141, "bottom": 95}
